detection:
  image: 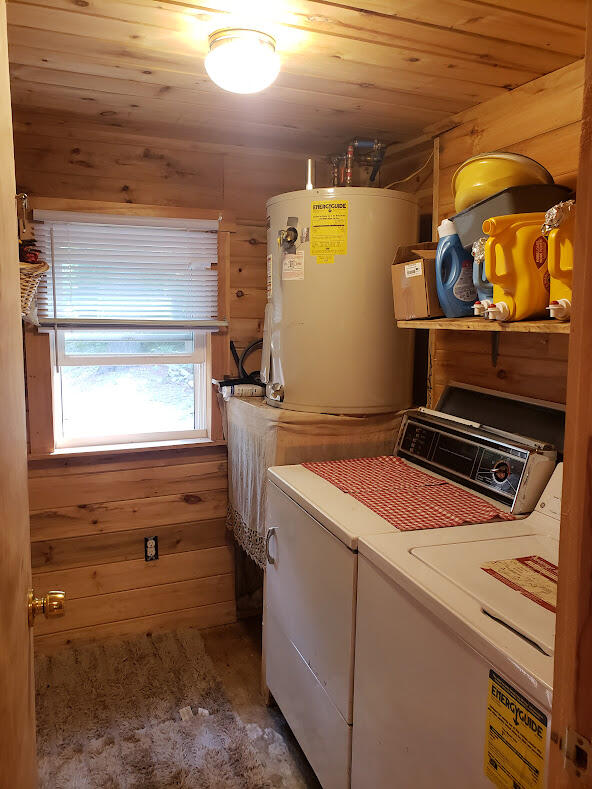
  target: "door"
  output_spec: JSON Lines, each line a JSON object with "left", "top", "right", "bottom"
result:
{"left": 0, "top": 2, "right": 37, "bottom": 786}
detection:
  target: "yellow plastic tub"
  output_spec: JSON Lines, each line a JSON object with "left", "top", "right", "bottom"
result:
{"left": 452, "top": 153, "right": 554, "bottom": 213}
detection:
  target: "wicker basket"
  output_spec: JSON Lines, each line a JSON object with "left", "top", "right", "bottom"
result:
{"left": 19, "top": 260, "right": 49, "bottom": 317}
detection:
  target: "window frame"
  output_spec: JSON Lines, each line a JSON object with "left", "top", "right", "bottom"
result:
{"left": 23, "top": 199, "right": 233, "bottom": 457}
{"left": 50, "top": 329, "right": 212, "bottom": 450}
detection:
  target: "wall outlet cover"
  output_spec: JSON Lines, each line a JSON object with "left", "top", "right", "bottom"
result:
{"left": 144, "top": 535, "right": 159, "bottom": 561}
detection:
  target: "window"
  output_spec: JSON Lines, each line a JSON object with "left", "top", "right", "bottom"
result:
{"left": 34, "top": 211, "right": 225, "bottom": 448}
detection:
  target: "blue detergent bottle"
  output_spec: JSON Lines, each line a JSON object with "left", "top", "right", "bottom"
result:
{"left": 435, "top": 219, "right": 477, "bottom": 317}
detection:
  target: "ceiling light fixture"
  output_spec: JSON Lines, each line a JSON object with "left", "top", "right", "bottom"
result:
{"left": 205, "top": 28, "right": 280, "bottom": 94}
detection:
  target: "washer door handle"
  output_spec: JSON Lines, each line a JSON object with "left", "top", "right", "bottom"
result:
{"left": 266, "top": 526, "right": 278, "bottom": 565}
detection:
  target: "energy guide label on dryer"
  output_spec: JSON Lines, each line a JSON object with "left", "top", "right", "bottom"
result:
{"left": 484, "top": 670, "right": 547, "bottom": 789}
{"left": 310, "top": 200, "right": 348, "bottom": 259}
{"left": 282, "top": 249, "right": 305, "bottom": 280}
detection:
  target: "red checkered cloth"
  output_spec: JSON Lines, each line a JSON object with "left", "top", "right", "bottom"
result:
{"left": 302, "top": 456, "right": 514, "bottom": 531}
{"left": 302, "top": 455, "right": 444, "bottom": 493}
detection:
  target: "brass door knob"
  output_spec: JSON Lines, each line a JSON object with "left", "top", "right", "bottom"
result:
{"left": 28, "top": 590, "right": 66, "bottom": 627}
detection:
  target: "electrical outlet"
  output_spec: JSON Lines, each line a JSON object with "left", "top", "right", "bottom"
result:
{"left": 144, "top": 536, "right": 159, "bottom": 561}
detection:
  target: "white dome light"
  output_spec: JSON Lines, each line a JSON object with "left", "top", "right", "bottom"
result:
{"left": 205, "top": 29, "right": 280, "bottom": 94}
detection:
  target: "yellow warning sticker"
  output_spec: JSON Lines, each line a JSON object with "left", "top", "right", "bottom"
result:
{"left": 484, "top": 670, "right": 547, "bottom": 789}
{"left": 316, "top": 253, "right": 335, "bottom": 265}
{"left": 310, "top": 200, "right": 348, "bottom": 259}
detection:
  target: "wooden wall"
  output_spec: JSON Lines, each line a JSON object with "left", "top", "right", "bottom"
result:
{"left": 427, "top": 59, "right": 583, "bottom": 407}
{"left": 434, "top": 60, "right": 583, "bottom": 221}
{"left": 12, "top": 113, "right": 318, "bottom": 646}
{"left": 13, "top": 109, "right": 320, "bottom": 356}
{"left": 429, "top": 331, "right": 569, "bottom": 407}
{"left": 29, "top": 446, "right": 233, "bottom": 650}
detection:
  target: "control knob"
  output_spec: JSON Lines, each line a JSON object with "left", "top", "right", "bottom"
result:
{"left": 492, "top": 460, "right": 511, "bottom": 483}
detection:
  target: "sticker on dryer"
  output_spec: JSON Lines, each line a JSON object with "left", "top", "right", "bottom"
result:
{"left": 481, "top": 556, "right": 558, "bottom": 613}
{"left": 316, "top": 253, "right": 334, "bottom": 265}
{"left": 405, "top": 261, "right": 423, "bottom": 278}
{"left": 266, "top": 253, "right": 273, "bottom": 299}
{"left": 310, "top": 199, "right": 348, "bottom": 258}
{"left": 484, "top": 669, "right": 547, "bottom": 789}
{"left": 282, "top": 249, "right": 305, "bottom": 280}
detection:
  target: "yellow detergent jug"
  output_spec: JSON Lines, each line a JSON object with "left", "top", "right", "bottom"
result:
{"left": 483, "top": 212, "right": 549, "bottom": 321}
{"left": 546, "top": 202, "right": 575, "bottom": 321}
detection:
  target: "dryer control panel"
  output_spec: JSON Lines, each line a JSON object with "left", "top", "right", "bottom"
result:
{"left": 396, "top": 411, "right": 556, "bottom": 514}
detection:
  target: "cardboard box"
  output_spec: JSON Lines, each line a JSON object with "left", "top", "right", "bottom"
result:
{"left": 392, "top": 242, "right": 443, "bottom": 320}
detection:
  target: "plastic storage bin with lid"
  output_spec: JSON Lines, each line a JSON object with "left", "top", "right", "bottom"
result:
{"left": 483, "top": 212, "right": 550, "bottom": 322}
{"left": 544, "top": 200, "right": 575, "bottom": 321}
{"left": 435, "top": 219, "right": 477, "bottom": 318}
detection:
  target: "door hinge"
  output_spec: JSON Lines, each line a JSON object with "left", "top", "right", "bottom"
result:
{"left": 564, "top": 728, "right": 591, "bottom": 779}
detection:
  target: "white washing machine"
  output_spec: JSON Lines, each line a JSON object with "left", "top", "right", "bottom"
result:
{"left": 352, "top": 464, "right": 562, "bottom": 789}
{"left": 264, "top": 386, "right": 562, "bottom": 789}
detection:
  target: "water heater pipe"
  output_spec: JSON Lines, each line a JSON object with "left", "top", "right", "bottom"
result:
{"left": 306, "top": 158, "right": 315, "bottom": 190}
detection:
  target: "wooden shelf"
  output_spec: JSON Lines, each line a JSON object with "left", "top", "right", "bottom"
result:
{"left": 396, "top": 317, "right": 570, "bottom": 334}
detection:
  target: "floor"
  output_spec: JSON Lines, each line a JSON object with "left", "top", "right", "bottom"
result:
{"left": 202, "top": 620, "right": 321, "bottom": 789}
{"left": 35, "top": 619, "right": 321, "bottom": 788}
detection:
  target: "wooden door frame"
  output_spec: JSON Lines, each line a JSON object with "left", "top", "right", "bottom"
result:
{"left": 549, "top": 3, "right": 592, "bottom": 785}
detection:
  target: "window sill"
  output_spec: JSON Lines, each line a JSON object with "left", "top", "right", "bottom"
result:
{"left": 28, "top": 436, "right": 227, "bottom": 462}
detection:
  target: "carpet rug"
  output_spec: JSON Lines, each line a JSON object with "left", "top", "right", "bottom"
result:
{"left": 35, "top": 628, "right": 303, "bottom": 788}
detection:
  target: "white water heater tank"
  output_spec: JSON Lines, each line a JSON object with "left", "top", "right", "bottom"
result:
{"left": 261, "top": 187, "right": 418, "bottom": 414}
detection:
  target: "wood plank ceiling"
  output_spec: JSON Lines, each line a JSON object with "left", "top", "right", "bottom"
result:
{"left": 6, "top": 0, "right": 587, "bottom": 156}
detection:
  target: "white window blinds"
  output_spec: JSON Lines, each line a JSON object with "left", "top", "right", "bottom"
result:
{"left": 34, "top": 212, "right": 225, "bottom": 329}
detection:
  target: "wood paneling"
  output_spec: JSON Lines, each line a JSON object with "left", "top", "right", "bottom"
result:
{"left": 12, "top": 73, "right": 300, "bottom": 649}
{"left": 30, "top": 447, "right": 235, "bottom": 647}
{"left": 33, "top": 574, "right": 234, "bottom": 635}
{"left": 31, "top": 518, "right": 227, "bottom": 571}
{"left": 427, "top": 60, "right": 582, "bottom": 407}
{"left": 5, "top": 0, "right": 586, "bottom": 157}
{"left": 33, "top": 546, "right": 233, "bottom": 599}
{"left": 28, "top": 443, "right": 226, "bottom": 475}
{"left": 12, "top": 113, "right": 309, "bottom": 360}
{"left": 34, "top": 601, "right": 235, "bottom": 651}
{"left": 433, "top": 60, "right": 584, "bottom": 219}
{"left": 430, "top": 331, "right": 570, "bottom": 407}
{"left": 28, "top": 458, "right": 227, "bottom": 509}
{"left": 23, "top": 324, "right": 54, "bottom": 454}
{"left": 30, "top": 488, "right": 228, "bottom": 541}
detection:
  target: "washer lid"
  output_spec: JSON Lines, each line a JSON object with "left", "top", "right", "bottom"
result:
{"left": 412, "top": 533, "right": 558, "bottom": 656}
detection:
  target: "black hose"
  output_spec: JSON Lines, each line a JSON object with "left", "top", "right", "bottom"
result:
{"left": 238, "top": 339, "right": 263, "bottom": 384}
{"left": 230, "top": 340, "right": 241, "bottom": 374}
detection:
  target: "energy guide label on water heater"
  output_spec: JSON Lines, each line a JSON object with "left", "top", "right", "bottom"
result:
{"left": 310, "top": 200, "right": 348, "bottom": 263}
{"left": 484, "top": 670, "right": 547, "bottom": 789}
{"left": 282, "top": 249, "right": 305, "bottom": 280}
